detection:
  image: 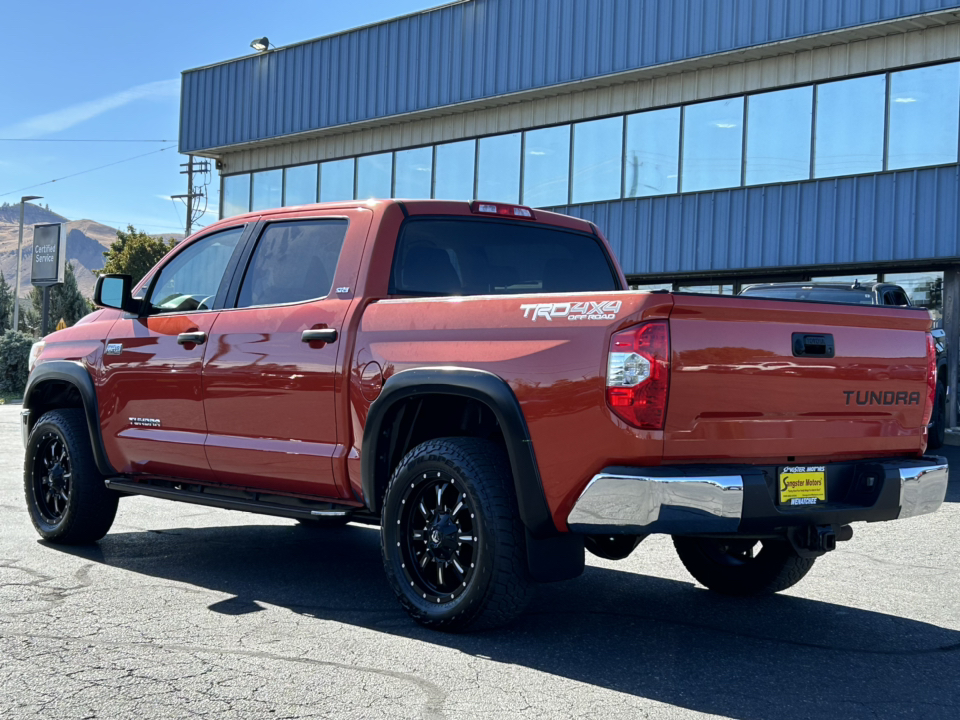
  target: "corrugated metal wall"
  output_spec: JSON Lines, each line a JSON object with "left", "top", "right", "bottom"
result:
{"left": 554, "top": 166, "right": 960, "bottom": 276}
{"left": 181, "top": 0, "right": 960, "bottom": 153}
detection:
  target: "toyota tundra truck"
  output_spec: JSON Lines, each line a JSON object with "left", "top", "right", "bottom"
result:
{"left": 21, "top": 199, "right": 949, "bottom": 631}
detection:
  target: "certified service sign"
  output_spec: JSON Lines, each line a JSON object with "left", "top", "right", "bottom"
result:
{"left": 31, "top": 223, "right": 66, "bottom": 287}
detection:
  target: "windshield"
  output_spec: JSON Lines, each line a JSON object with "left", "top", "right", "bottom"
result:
{"left": 390, "top": 218, "right": 620, "bottom": 297}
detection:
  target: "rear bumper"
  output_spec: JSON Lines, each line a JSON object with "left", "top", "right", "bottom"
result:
{"left": 566, "top": 456, "right": 949, "bottom": 535}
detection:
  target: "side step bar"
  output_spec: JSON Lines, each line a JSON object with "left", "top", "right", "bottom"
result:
{"left": 105, "top": 479, "right": 363, "bottom": 523}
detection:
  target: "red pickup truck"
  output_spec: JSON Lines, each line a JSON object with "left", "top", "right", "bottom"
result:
{"left": 21, "top": 199, "right": 949, "bottom": 631}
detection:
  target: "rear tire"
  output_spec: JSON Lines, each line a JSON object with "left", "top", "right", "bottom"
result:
{"left": 381, "top": 437, "right": 533, "bottom": 632}
{"left": 24, "top": 409, "right": 118, "bottom": 544}
{"left": 673, "top": 536, "right": 815, "bottom": 596}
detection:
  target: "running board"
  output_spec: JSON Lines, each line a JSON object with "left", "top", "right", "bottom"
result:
{"left": 104, "top": 478, "right": 358, "bottom": 522}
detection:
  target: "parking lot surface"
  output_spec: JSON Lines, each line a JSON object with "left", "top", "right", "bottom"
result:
{"left": 2, "top": 403, "right": 959, "bottom": 719}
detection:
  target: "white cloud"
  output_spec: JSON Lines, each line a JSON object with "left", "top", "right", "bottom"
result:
{"left": 714, "top": 123, "right": 737, "bottom": 129}
{"left": 0, "top": 79, "right": 180, "bottom": 138}
{"left": 894, "top": 97, "right": 917, "bottom": 103}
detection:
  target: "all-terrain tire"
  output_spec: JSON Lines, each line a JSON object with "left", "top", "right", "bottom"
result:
{"left": 673, "top": 536, "right": 815, "bottom": 596}
{"left": 24, "top": 409, "right": 118, "bottom": 544}
{"left": 381, "top": 438, "right": 533, "bottom": 632}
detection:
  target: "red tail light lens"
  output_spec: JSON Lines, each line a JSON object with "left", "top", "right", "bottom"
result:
{"left": 922, "top": 333, "right": 937, "bottom": 428}
{"left": 606, "top": 320, "right": 670, "bottom": 429}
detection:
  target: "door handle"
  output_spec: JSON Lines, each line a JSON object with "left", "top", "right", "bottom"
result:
{"left": 177, "top": 331, "right": 207, "bottom": 346}
{"left": 301, "top": 328, "right": 338, "bottom": 344}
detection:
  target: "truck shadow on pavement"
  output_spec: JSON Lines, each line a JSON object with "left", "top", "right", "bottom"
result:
{"left": 51, "top": 521, "right": 959, "bottom": 720}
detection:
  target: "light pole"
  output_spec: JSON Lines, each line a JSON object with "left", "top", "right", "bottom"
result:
{"left": 13, "top": 195, "right": 42, "bottom": 332}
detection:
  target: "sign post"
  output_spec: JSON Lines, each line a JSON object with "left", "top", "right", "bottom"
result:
{"left": 31, "top": 223, "right": 66, "bottom": 336}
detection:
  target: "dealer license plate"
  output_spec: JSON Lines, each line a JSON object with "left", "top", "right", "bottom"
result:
{"left": 778, "top": 466, "right": 826, "bottom": 506}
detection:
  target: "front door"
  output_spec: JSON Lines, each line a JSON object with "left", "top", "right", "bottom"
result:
{"left": 99, "top": 225, "right": 247, "bottom": 480}
{"left": 202, "top": 213, "right": 367, "bottom": 498}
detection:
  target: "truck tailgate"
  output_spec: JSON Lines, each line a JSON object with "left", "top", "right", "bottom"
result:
{"left": 664, "top": 294, "right": 933, "bottom": 463}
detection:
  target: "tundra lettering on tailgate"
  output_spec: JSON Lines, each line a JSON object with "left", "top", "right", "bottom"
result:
{"left": 521, "top": 300, "right": 622, "bottom": 322}
{"left": 842, "top": 390, "right": 921, "bottom": 406}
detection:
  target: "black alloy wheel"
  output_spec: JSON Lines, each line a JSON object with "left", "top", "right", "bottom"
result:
{"left": 399, "top": 471, "right": 477, "bottom": 604}
{"left": 24, "top": 409, "right": 119, "bottom": 544}
{"left": 32, "top": 431, "right": 72, "bottom": 524}
{"left": 381, "top": 437, "right": 533, "bottom": 631}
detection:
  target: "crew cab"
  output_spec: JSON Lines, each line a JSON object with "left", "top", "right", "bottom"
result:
{"left": 22, "top": 200, "right": 949, "bottom": 631}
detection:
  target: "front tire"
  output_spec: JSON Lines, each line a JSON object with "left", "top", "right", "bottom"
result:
{"left": 24, "top": 409, "right": 118, "bottom": 544}
{"left": 381, "top": 438, "right": 533, "bottom": 632}
{"left": 673, "top": 536, "right": 815, "bottom": 596}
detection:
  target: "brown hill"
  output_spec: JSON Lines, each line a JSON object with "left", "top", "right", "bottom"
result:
{"left": 0, "top": 204, "right": 183, "bottom": 298}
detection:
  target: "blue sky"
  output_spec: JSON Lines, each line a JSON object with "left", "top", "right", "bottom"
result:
{"left": 2, "top": 0, "right": 439, "bottom": 235}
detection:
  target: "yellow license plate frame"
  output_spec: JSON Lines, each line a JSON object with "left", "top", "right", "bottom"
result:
{"left": 778, "top": 466, "right": 827, "bottom": 506}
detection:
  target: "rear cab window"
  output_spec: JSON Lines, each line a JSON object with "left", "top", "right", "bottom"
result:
{"left": 389, "top": 218, "right": 621, "bottom": 297}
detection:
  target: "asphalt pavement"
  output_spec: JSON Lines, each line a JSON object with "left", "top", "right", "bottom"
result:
{"left": 2, "top": 402, "right": 959, "bottom": 719}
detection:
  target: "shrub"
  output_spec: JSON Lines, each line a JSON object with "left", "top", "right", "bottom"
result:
{"left": 0, "top": 330, "right": 34, "bottom": 396}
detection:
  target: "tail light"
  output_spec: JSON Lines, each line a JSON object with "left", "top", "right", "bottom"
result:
{"left": 606, "top": 321, "right": 670, "bottom": 429}
{"left": 922, "top": 333, "right": 937, "bottom": 428}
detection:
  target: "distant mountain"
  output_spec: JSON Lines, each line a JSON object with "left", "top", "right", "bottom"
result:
{"left": 0, "top": 203, "right": 183, "bottom": 298}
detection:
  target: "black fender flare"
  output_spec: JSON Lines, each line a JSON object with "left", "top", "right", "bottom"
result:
{"left": 361, "top": 367, "right": 557, "bottom": 537}
{"left": 23, "top": 360, "right": 117, "bottom": 477}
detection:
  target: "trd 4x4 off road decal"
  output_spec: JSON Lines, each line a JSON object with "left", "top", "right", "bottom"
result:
{"left": 520, "top": 300, "right": 622, "bottom": 322}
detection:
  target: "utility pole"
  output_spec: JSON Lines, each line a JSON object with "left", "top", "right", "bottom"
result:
{"left": 171, "top": 155, "right": 209, "bottom": 238}
{"left": 13, "top": 195, "right": 42, "bottom": 332}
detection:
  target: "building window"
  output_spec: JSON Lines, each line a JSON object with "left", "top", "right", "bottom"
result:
{"left": 745, "top": 87, "right": 813, "bottom": 186}
{"left": 283, "top": 164, "right": 318, "bottom": 206}
{"left": 319, "top": 158, "right": 355, "bottom": 202}
{"left": 251, "top": 169, "right": 282, "bottom": 211}
{"left": 434, "top": 140, "right": 476, "bottom": 201}
{"left": 477, "top": 133, "right": 521, "bottom": 204}
{"left": 221, "top": 174, "right": 251, "bottom": 218}
{"left": 814, "top": 75, "right": 885, "bottom": 179}
{"left": 523, "top": 125, "right": 570, "bottom": 207}
{"left": 883, "top": 271, "right": 944, "bottom": 320}
{"left": 625, "top": 107, "right": 680, "bottom": 198}
{"left": 887, "top": 63, "right": 960, "bottom": 171}
{"left": 394, "top": 147, "right": 433, "bottom": 199}
{"left": 571, "top": 116, "right": 623, "bottom": 204}
{"left": 356, "top": 152, "right": 393, "bottom": 199}
{"left": 681, "top": 97, "right": 744, "bottom": 193}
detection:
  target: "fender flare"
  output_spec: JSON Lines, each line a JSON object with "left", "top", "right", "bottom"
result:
{"left": 23, "top": 360, "right": 117, "bottom": 477}
{"left": 360, "top": 367, "right": 556, "bottom": 537}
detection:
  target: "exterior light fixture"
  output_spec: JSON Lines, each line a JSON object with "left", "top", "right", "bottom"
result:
{"left": 250, "top": 37, "right": 271, "bottom": 52}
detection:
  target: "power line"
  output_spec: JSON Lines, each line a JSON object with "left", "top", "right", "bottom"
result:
{"left": 0, "top": 145, "right": 177, "bottom": 198}
{"left": 0, "top": 138, "right": 174, "bottom": 142}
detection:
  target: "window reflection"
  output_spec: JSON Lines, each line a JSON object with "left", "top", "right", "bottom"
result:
{"left": 283, "top": 164, "right": 318, "bottom": 206}
{"left": 357, "top": 153, "right": 393, "bottom": 199}
{"left": 434, "top": 140, "right": 476, "bottom": 200}
{"left": 746, "top": 87, "right": 812, "bottom": 185}
{"left": 625, "top": 108, "right": 680, "bottom": 197}
{"left": 251, "top": 169, "right": 282, "bottom": 211}
{"left": 884, "top": 272, "right": 944, "bottom": 320}
{"left": 681, "top": 98, "right": 744, "bottom": 192}
{"left": 320, "top": 158, "right": 355, "bottom": 202}
{"left": 221, "top": 174, "right": 251, "bottom": 218}
{"left": 572, "top": 117, "right": 623, "bottom": 204}
{"left": 888, "top": 63, "right": 960, "bottom": 170}
{"left": 814, "top": 75, "right": 885, "bottom": 178}
{"left": 477, "top": 133, "right": 521, "bottom": 203}
{"left": 523, "top": 125, "right": 570, "bottom": 207}
{"left": 394, "top": 147, "right": 433, "bottom": 198}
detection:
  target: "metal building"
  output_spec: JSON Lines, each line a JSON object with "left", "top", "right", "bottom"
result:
{"left": 179, "top": 0, "right": 960, "bottom": 420}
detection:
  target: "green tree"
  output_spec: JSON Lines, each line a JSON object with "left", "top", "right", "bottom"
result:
{"left": 0, "top": 330, "right": 33, "bottom": 395}
{"left": 21, "top": 263, "right": 90, "bottom": 335}
{"left": 0, "top": 271, "right": 13, "bottom": 334}
{"left": 100, "top": 225, "right": 175, "bottom": 286}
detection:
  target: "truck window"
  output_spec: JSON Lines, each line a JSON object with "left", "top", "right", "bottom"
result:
{"left": 236, "top": 219, "right": 348, "bottom": 307}
{"left": 147, "top": 226, "right": 245, "bottom": 314}
{"left": 390, "top": 218, "right": 620, "bottom": 297}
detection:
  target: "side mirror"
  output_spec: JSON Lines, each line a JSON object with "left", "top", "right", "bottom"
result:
{"left": 94, "top": 274, "right": 141, "bottom": 314}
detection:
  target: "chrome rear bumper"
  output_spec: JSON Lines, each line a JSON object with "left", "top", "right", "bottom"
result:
{"left": 567, "top": 457, "right": 949, "bottom": 535}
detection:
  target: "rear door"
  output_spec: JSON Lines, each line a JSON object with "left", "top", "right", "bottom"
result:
{"left": 99, "top": 225, "right": 248, "bottom": 479}
{"left": 201, "top": 210, "right": 370, "bottom": 498}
